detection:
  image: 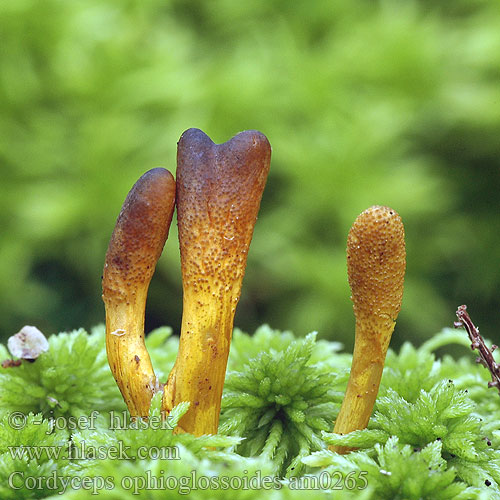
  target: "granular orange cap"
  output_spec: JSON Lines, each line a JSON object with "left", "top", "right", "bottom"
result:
{"left": 347, "top": 205, "right": 406, "bottom": 322}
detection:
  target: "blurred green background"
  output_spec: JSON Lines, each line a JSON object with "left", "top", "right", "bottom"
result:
{"left": 1, "top": 0, "right": 500, "bottom": 350}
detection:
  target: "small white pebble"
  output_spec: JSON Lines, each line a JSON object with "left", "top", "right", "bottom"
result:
{"left": 8, "top": 326, "right": 49, "bottom": 360}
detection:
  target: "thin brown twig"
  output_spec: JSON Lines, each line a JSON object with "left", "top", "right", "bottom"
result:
{"left": 454, "top": 305, "right": 500, "bottom": 396}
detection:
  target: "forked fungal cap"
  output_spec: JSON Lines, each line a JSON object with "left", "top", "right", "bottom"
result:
{"left": 162, "top": 129, "right": 271, "bottom": 435}
{"left": 176, "top": 128, "right": 271, "bottom": 292}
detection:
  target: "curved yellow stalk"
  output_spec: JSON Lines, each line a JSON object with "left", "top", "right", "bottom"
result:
{"left": 103, "top": 168, "right": 176, "bottom": 417}
{"left": 332, "top": 205, "right": 406, "bottom": 454}
{"left": 163, "top": 128, "right": 271, "bottom": 435}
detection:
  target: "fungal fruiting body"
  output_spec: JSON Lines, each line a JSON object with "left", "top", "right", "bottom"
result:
{"left": 332, "top": 205, "right": 406, "bottom": 454}
{"left": 163, "top": 128, "right": 271, "bottom": 436}
{"left": 103, "top": 168, "right": 176, "bottom": 417}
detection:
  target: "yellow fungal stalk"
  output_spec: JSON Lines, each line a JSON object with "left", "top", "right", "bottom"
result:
{"left": 331, "top": 205, "right": 406, "bottom": 454}
{"left": 103, "top": 168, "right": 175, "bottom": 417}
{"left": 163, "top": 128, "right": 271, "bottom": 435}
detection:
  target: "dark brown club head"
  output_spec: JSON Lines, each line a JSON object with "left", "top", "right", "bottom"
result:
{"left": 103, "top": 167, "right": 176, "bottom": 303}
{"left": 176, "top": 128, "right": 271, "bottom": 297}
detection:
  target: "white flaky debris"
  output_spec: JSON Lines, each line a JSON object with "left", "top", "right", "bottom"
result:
{"left": 8, "top": 326, "right": 49, "bottom": 360}
{"left": 111, "top": 329, "right": 126, "bottom": 336}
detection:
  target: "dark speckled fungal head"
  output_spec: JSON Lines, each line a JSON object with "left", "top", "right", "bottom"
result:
{"left": 163, "top": 128, "right": 271, "bottom": 435}
{"left": 103, "top": 168, "right": 176, "bottom": 301}
{"left": 103, "top": 168, "right": 176, "bottom": 417}
{"left": 176, "top": 128, "right": 270, "bottom": 293}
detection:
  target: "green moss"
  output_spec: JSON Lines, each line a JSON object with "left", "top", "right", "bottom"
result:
{"left": 0, "top": 413, "right": 77, "bottom": 499}
{"left": 0, "top": 327, "right": 124, "bottom": 419}
{"left": 316, "top": 329, "right": 500, "bottom": 498}
{"left": 220, "top": 327, "right": 348, "bottom": 477}
{"left": 304, "top": 437, "right": 477, "bottom": 499}
{"left": 0, "top": 325, "right": 499, "bottom": 499}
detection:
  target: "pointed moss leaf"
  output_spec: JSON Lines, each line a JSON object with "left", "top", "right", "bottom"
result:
{"left": 165, "top": 401, "right": 190, "bottom": 429}
{"left": 302, "top": 449, "right": 340, "bottom": 468}
{"left": 322, "top": 429, "right": 389, "bottom": 448}
{"left": 307, "top": 437, "right": 475, "bottom": 499}
{"left": 284, "top": 407, "right": 305, "bottom": 423}
{"left": 261, "top": 420, "right": 283, "bottom": 460}
{"left": 223, "top": 391, "right": 266, "bottom": 408}
{"left": 258, "top": 408, "right": 277, "bottom": 428}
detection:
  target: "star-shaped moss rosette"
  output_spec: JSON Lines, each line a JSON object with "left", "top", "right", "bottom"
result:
{"left": 220, "top": 329, "right": 349, "bottom": 477}
{"left": 70, "top": 392, "right": 242, "bottom": 468}
{"left": 304, "top": 436, "right": 477, "bottom": 499}
{"left": 420, "top": 326, "right": 500, "bottom": 438}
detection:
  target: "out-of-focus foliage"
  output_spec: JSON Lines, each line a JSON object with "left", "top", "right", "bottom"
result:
{"left": 1, "top": 0, "right": 500, "bottom": 347}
